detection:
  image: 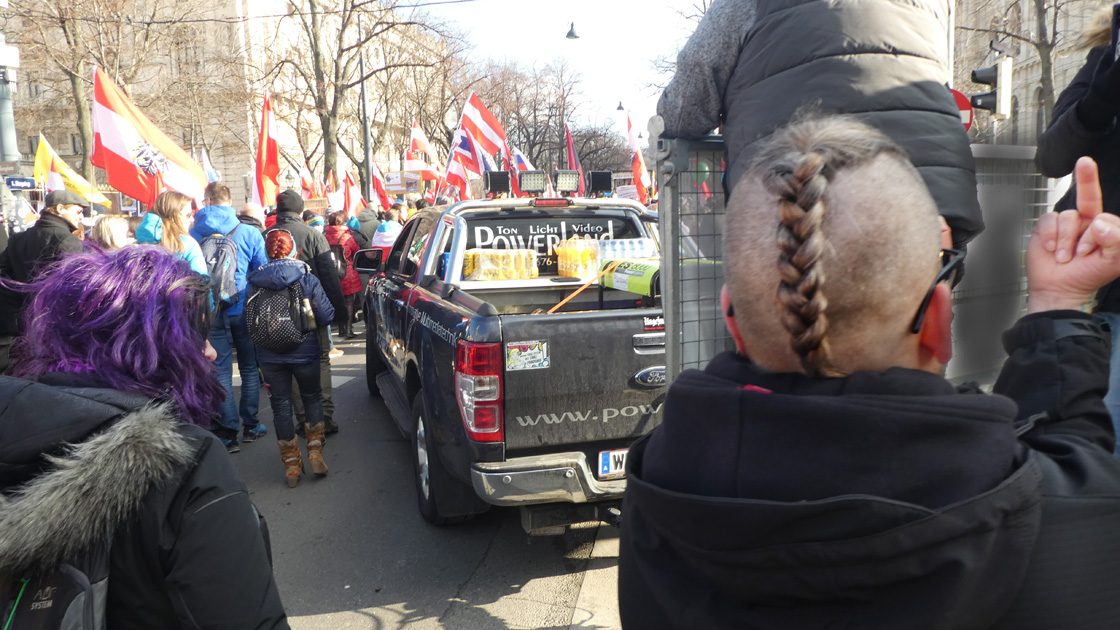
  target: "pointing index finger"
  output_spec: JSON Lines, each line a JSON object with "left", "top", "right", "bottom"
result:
{"left": 1076, "top": 156, "right": 1103, "bottom": 220}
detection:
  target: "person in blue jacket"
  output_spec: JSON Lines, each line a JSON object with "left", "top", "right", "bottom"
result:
{"left": 134, "top": 191, "right": 208, "bottom": 277}
{"left": 248, "top": 228, "right": 335, "bottom": 488}
{"left": 190, "top": 182, "right": 268, "bottom": 453}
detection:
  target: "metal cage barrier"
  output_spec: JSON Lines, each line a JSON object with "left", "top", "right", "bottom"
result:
{"left": 654, "top": 118, "right": 1064, "bottom": 384}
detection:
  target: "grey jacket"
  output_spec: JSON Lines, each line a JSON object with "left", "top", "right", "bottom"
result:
{"left": 658, "top": 0, "right": 984, "bottom": 249}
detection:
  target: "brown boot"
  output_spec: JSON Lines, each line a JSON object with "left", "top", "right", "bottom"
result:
{"left": 277, "top": 438, "right": 304, "bottom": 488}
{"left": 304, "top": 422, "right": 328, "bottom": 476}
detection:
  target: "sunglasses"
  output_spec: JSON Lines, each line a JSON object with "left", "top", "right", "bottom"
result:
{"left": 910, "top": 249, "right": 964, "bottom": 334}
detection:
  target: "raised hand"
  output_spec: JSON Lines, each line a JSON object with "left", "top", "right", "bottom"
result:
{"left": 1027, "top": 156, "right": 1120, "bottom": 313}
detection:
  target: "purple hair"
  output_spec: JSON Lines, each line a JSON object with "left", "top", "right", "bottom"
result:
{"left": 8, "top": 245, "right": 223, "bottom": 427}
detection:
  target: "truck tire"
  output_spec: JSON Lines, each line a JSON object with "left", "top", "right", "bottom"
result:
{"left": 412, "top": 391, "right": 474, "bottom": 526}
{"left": 365, "top": 320, "right": 386, "bottom": 398}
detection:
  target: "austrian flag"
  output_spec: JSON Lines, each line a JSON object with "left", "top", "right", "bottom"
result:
{"left": 90, "top": 67, "right": 206, "bottom": 206}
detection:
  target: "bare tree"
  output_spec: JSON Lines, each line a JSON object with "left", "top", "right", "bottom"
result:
{"left": 957, "top": 0, "right": 1072, "bottom": 130}
{"left": 268, "top": 0, "right": 443, "bottom": 186}
{"left": 7, "top": 0, "right": 208, "bottom": 183}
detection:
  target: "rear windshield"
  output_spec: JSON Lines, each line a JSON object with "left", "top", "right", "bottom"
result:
{"left": 466, "top": 215, "right": 642, "bottom": 274}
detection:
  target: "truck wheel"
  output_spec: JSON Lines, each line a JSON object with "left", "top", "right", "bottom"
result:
{"left": 365, "top": 320, "right": 386, "bottom": 398}
{"left": 412, "top": 391, "right": 473, "bottom": 526}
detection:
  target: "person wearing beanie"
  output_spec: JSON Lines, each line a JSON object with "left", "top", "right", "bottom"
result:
{"left": 270, "top": 190, "right": 347, "bottom": 434}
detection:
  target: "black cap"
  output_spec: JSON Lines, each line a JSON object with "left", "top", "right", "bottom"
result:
{"left": 44, "top": 190, "right": 91, "bottom": 209}
{"left": 275, "top": 189, "right": 304, "bottom": 214}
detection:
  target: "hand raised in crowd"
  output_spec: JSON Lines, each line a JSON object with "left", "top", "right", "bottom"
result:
{"left": 1027, "top": 156, "right": 1120, "bottom": 313}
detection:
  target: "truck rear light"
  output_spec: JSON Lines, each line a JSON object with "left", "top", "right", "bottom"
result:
{"left": 455, "top": 341, "right": 504, "bottom": 442}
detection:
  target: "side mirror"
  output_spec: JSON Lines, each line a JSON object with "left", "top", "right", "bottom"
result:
{"left": 354, "top": 248, "right": 384, "bottom": 273}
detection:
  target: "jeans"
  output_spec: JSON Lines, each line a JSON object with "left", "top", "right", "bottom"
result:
{"left": 260, "top": 361, "right": 323, "bottom": 442}
{"left": 1095, "top": 311, "right": 1120, "bottom": 456}
{"left": 292, "top": 326, "right": 335, "bottom": 423}
{"left": 209, "top": 311, "right": 261, "bottom": 437}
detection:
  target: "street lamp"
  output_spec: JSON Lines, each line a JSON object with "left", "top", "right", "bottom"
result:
{"left": 284, "top": 169, "right": 296, "bottom": 190}
{"left": 566, "top": 23, "right": 579, "bottom": 39}
{"left": 617, "top": 102, "right": 625, "bottom": 111}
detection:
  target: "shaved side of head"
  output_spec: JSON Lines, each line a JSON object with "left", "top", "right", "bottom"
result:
{"left": 723, "top": 116, "right": 942, "bottom": 375}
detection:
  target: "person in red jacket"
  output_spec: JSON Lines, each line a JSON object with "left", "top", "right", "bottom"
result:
{"left": 324, "top": 211, "right": 361, "bottom": 339}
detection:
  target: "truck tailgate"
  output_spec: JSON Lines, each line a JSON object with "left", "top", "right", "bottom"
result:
{"left": 500, "top": 309, "right": 666, "bottom": 451}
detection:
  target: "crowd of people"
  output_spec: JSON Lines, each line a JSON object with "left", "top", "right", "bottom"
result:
{"left": 5, "top": 0, "right": 1120, "bottom": 627}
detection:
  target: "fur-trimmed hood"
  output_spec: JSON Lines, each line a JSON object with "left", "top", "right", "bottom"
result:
{"left": 0, "top": 376, "right": 195, "bottom": 576}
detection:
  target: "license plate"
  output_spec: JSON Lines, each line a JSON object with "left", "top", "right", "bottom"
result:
{"left": 598, "top": 448, "right": 628, "bottom": 479}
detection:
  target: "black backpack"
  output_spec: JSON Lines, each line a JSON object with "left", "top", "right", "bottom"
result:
{"left": 245, "top": 273, "right": 315, "bottom": 354}
{"left": 329, "top": 243, "right": 348, "bottom": 279}
{"left": 200, "top": 225, "right": 241, "bottom": 309}
{"left": 1, "top": 538, "right": 110, "bottom": 630}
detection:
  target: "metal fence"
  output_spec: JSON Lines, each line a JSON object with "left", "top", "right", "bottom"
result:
{"left": 656, "top": 129, "right": 1063, "bottom": 384}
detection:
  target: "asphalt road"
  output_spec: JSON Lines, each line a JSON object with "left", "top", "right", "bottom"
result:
{"left": 229, "top": 327, "right": 620, "bottom": 629}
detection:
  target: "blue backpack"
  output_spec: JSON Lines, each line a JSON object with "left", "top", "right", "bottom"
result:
{"left": 200, "top": 225, "right": 240, "bottom": 309}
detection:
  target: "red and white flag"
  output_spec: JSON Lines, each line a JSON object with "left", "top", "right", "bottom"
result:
{"left": 627, "top": 115, "right": 650, "bottom": 205}
{"left": 299, "top": 164, "right": 317, "bottom": 200}
{"left": 565, "top": 124, "right": 586, "bottom": 197}
{"left": 370, "top": 162, "right": 392, "bottom": 210}
{"left": 404, "top": 152, "right": 441, "bottom": 181}
{"left": 444, "top": 153, "right": 473, "bottom": 201}
{"left": 253, "top": 94, "right": 280, "bottom": 206}
{"left": 460, "top": 93, "right": 510, "bottom": 165}
{"left": 342, "top": 171, "right": 365, "bottom": 217}
{"left": 325, "top": 171, "right": 337, "bottom": 194}
{"left": 90, "top": 67, "right": 207, "bottom": 206}
{"left": 410, "top": 121, "right": 435, "bottom": 159}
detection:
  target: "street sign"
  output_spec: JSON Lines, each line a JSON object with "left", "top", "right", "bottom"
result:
{"left": 5, "top": 177, "right": 33, "bottom": 190}
{"left": 0, "top": 161, "right": 19, "bottom": 176}
{"left": 951, "top": 88, "right": 974, "bottom": 131}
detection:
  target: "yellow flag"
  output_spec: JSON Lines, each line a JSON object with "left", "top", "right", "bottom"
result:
{"left": 32, "top": 134, "right": 111, "bottom": 206}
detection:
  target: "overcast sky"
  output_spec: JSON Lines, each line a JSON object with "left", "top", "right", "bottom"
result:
{"left": 417, "top": 0, "right": 703, "bottom": 143}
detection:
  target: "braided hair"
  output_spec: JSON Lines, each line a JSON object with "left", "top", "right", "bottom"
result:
{"left": 749, "top": 116, "right": 913, "bottom": 377}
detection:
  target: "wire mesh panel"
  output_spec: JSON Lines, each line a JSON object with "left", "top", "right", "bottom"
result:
{"left": 946, "top": 145, "right": 1060, "bottom": 382}
{"left": 656, "top": 132, "right": 734, "bottom": 382}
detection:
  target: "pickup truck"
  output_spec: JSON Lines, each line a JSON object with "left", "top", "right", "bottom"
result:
{"left": 355, "top": 198, "right": 666, "bottom": 534}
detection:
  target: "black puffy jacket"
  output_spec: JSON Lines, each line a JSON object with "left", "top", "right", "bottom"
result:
{"left": 1035, "top": 45, "right": 1120, "bottom": 311}
{"left": 0, "top": 373, "right": 289, "bottom": 629}
{"left": 658, "top": 0, "right": 983, "bottom": 250}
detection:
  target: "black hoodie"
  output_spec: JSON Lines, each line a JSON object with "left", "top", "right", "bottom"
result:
{"left": 620, "top": 312, "right": 1120, "bottom": 629}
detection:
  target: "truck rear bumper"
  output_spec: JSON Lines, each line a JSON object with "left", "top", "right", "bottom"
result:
{"left": 471, "top": 452, "right": 626, "bottom": 506}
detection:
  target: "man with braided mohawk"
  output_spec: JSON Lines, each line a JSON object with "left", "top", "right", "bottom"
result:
{"left": 619, "top": 116, "right": 1120, "bottom": 629}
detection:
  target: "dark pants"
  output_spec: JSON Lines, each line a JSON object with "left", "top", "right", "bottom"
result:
{"left": 209, "top": 311, "right": 261, "bottom": 439}
{"left": 260, "top": 361, "right": 323, "bottom": 442}
{"left": 293, "top": 325, "right": 334, "bottom": 423}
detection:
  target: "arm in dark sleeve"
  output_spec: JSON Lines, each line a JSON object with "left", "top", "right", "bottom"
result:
{"left": 1036, "top": 47, "right": 1111, "bottom": 178}
{"left": 306, "top": 233, "right": 346, "bottom": 324}
{"left": 302, "top": 274, "right": 335, "bottom": 326}
{"left": 163, "top": 438, "right": 289, "bottom": 629}
{"left": 656, "top": 0, "right": 758, "bottom": 139}
{"left": 992, "top": 311, "right": 1113, "bottom": 453}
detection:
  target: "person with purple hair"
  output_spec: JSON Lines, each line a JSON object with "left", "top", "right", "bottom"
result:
{"left": 0, "top": 246, "right": 289, "bottom": 628}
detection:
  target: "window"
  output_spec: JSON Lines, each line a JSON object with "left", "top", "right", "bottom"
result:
{"left": 27, "top": 136, "right": 37, "bottom": 155}
{"left": 71, "top": 134, "right": 82, "bottom": 156}
{"left": 172, "top": 29, "right": 201, "bottom": 76}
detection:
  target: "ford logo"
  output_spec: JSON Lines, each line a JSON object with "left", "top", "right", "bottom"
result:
{"left": 631, "top": 366, "right": 666, "bottom": 389}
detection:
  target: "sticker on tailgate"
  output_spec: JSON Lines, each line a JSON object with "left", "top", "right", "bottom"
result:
{"left": 506, "top": 340, "right": 550, "bottom": 371}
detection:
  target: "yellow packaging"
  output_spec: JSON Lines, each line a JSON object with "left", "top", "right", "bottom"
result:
{"left": 463, "top": 248, "right": 539, "bottom": 281}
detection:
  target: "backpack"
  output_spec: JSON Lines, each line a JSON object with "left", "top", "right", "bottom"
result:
{"left": 245, "top": 274, "right": 314, "bottom": 353}
{"left": 329, "top": 242, "right": 348, "bottom": 279}
{"left": 200, "top": 225, "right": 240, "bottom": 309}
{"left": 1, "top": 539, "right": 111, "bottom": 630}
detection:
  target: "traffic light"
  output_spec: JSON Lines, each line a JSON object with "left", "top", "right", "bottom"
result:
{"left": 971, "top": 57, "right": 1013, "bottom": 120}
